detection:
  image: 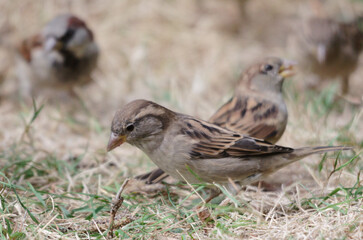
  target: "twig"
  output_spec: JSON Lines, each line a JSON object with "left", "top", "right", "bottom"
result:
{"left": 107, "top": 178, "right": 130, "bottom": 239}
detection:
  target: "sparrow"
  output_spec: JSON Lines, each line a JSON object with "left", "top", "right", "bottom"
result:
{"left": 107, "top": 100, "right": 351, "bottom": 192}
{"left": 17, "top": 14, "right": 99, "bottom": 98}
{"left": 296, "top": 16, "right": 363, "bottom": 94}
{"left": 136, "top": 57, "right": 295, "bottom": 184}
{"left": 210, "top": 57, "right": 294, "bottom": 143}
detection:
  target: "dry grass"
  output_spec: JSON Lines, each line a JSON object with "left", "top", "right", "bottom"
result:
{"left": 0, "top": 0, "right": 362, "bottom": 239}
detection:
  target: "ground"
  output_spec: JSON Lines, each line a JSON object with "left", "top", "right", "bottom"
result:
{"left": 0, "top": 0, "right": 362, "bottom": 239}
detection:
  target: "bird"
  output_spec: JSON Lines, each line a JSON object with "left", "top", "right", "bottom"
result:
{"left": 107, "top": 99, "right": 351, "bottom": 198}
{"left": 136, "top": 57, "right": 295, "bottom": 184}
{"left": 296, "top": 16, "right": 363, "bottom": 94}
{"left": 209, "top": 57, "right": 294, "bottom": 143}
{"left": 17, "top": 14, "right": 99, "bottom": 99}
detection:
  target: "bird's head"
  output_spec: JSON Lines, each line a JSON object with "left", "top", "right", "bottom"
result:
{"left": 107, "top": 100, "right": 175, "bottom": 151}
{"left": 43, "top": 14, "right": 97, "bottom": 58}
{"left": 238, "top": 57, "right": 296, "bottom": 93}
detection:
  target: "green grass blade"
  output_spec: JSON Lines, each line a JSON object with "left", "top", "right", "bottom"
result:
{"left": 214, "top": 183, "right": 240, "bottom": 207}
{"left": 27, "top": 182, "right": 46, "bottom": 207}
{"left": 334, "top": 154, "right": 359, "bottom": 172}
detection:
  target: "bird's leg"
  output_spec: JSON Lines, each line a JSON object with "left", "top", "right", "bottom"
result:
{"left": 254, "top": 181, "right": 280, "bottom": 191}
{"left": 135, "top": 171, "right": 153, "bottom": 181}
{"left": 205, "top": 188, "right": 221, "bottom": 203}
{"left": 135, "top": 168, "right": 168, "bottom": 184}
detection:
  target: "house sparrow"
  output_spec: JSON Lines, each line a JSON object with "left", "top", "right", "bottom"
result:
{"left": 17, "top": 14, "right": 99, "bottom": 98}
{"left": 210, "top": 57, "right": 294, "bottom": 143}
{"left": 136, "top": 57, "right": 295, "bottom": 184}
{"left": 296, "top": 17, "right": 363, "bottom": 94}
{"left": 107, "top": 100, "right": 351, "bottom": 191}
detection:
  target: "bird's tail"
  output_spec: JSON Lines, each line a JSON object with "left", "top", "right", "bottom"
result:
{"left": 288, "top": 146, "right": 352, "bottom": 161}
{"left": 263, "top": 146, "right": 353, "bottom": 174}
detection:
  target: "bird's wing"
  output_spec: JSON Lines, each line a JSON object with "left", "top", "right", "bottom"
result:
{"left": 208, "top": 96, "right": 285, "bottom": 142}
{"left": 180, "top": 116, "right": 293, "bottom": 160}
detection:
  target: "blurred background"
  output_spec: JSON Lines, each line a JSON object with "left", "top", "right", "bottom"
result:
{"left": 0, "top": 0, "right": 362, "bottom": 238}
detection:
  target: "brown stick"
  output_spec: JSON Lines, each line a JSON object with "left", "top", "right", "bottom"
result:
{"left": 107, "top": 178, "right": 130, "bottom": 239}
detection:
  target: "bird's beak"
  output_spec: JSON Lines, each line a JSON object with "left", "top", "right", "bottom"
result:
{"left": 279, "top": 60, "right": 296, "bottom": 78}
{"left": 107, "top": 133, "right": 126, "bottom": 152}
{"left": 44, "top": 37, "right": 63, "bottom": 52}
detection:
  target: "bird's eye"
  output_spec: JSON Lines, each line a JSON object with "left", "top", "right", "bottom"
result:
{"left": 126, "top": 124, "right": 134, "bottom": 132}
{"left": 264, "top": 64, "right": 274, "bottom": 72}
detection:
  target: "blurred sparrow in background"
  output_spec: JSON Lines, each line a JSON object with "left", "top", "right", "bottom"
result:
{"left": 209, "top": 57, "right": 294, "bottom": 143}
{"left": 107, "top": 100, "right": 351, "bottom": 200}
{"left": 296, "top": 16, "right": 363, "bottom": 94}
{"left": 17, "top": 14, "right": 99, "bottom": 99}
{"left": 137, "top": 57, "right": 295, "bottom": 184}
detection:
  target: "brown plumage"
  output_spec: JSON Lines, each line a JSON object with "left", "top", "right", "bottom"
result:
{"left": 297, "top": 17, "right": 363, "bottom": 94}
{"left": 137, "top": 57, "right": 295, "bottom": 184}
{"left": 209, "top": 57, "right": 294, "bottom": 143}
{"left": 108, "top": 100, "right": 351, "bottom": 188}
{"left": 17, "top": 14, "right": 99, "bottom": 98}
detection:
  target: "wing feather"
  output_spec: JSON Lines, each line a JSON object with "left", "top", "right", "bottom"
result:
{"left": 209, "top": 95, "right": 286, "bottom": 143}
{"left": 180, "top": 116, "right": 293, "bottom": 160}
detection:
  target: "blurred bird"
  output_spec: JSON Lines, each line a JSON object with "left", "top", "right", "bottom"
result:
{"left": 296, "top": 16, "right": 363, "bottom": 94}
{"left": 107, "top": 99, "right": 351, "bottom": 200}
{"left": 17, "top": 14, "right": 99, "bottom": 98}
{"left": 0, "top": 47, "right": 9, "bottom": 94}
{"left": 136, "top": 57, "right": 295, "bottom": 184}
{"left": 209, "top": 57, "right": 294, "bottom": 143}
{"left": 0, "top": 19, "right": 14, "bottom": 99}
